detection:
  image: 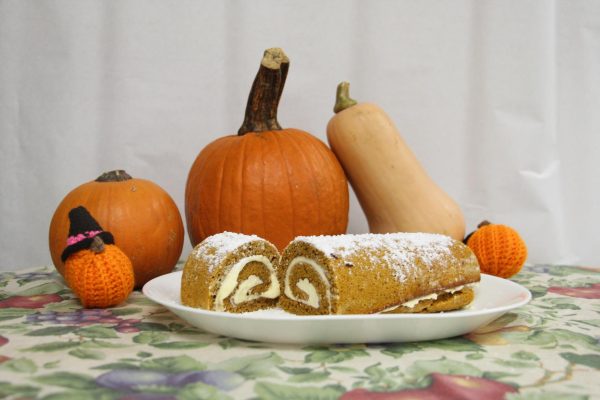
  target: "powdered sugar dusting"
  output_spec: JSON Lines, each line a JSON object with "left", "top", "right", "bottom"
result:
{"left": 293, "top": 232, "right": 455, "bottom": 282}
{"left": 191, "top": 232, "right": 263, "bottom": 272}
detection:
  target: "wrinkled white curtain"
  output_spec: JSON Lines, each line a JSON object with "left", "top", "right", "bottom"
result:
{"left": 1, "top": 0, "right": 599, "bottom": 271}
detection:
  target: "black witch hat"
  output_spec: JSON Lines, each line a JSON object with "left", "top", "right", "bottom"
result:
{"left": 61, "top": 206, "right": 115, "bottom": 262}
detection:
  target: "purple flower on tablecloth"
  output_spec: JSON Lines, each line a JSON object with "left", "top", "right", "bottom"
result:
{"left": 548, "top": 283, "right": 600, "bottom": 299}
{"left": 25, "top": 309, "right": 142, "bottom": 332}
{"left": 15, "top": 270, "right": 58, "bottom": 281}
{"left": 96, "top": 370, "right": 171, "bottom": 391}
{"left": 27, "top": 309, "right": 111, "bottom": 324}
{"left": 167, "top": 370, "right": 244, "bottom": 390}
{"left": 340, "top": 373, "right": 518, "bottom": 399}
{"left": 0, "top": 270, "right": 57, "bottom": 284}
{"left": 0, "top": 294, "right": 63, "bottom": 309}
{"left": 118, "top": 395, "right": 176, "bottom": 400}
{"left": 95, "top": 369, "right": 243, "bottom": 393}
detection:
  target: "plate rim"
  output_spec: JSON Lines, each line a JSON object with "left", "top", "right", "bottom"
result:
{"left": 143, "top": 270, "right": 532, "bottom": 322}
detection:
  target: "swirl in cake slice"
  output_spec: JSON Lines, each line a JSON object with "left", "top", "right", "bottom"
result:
{"left": 181, "top": 232, "right": 280, "bottom": 312}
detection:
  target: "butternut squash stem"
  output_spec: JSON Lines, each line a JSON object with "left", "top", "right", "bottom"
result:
{"left": 333, "top": 81, "right": 358, "bottom": 114}
{"left": 238, "top": 48, "right": 289, "bottom": 135}
{"left": 96, "top": 170, "right": 132, "bottom": 182}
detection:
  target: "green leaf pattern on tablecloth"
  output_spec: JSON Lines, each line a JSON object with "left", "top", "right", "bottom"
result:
{"left": 0, "top": 265, "right": 599, "bottom": 399}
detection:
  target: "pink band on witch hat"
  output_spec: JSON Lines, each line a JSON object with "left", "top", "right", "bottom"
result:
{"left": 66, "top": 230, "right": 103, "bottom": 246}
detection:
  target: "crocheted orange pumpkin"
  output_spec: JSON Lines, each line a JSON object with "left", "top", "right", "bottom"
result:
{"left": 465, "top": 221, "right": 527, "bottom": 278}
{"left": 62, "top": 206, "right": 134, "bottom": 308}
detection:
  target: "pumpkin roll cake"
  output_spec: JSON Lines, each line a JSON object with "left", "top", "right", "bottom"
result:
{"left": 181, "top": 232, "right": 280, "bottom": 312}
{"left": 279, "top": 232, "right": 480, "bottom": 315}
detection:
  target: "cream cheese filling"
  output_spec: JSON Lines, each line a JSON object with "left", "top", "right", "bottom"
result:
{"left": 295, "top": 278, "right": 319, "bottom": 308}
{"left": 285, "top": 256, "right": 331, "bottom": 312}
{"left": 215, "top": 255, "right": 279, "bottom": 311}
{"left": 380, "top": 283, "right": 478, "bottom": 313}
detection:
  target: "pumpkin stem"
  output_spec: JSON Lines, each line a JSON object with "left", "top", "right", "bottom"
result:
{"left": 90, "top": 236, "right": 105, "bottom": 254}
{"left": 96, "top": 170, "right": 132, "bottom": 182}
{"left": 464, "top": 220, "right": 492, "bottom": 244}
{"left": 238, "top": 48, "right": 289, "bottom": 135}
{"left": 333, "top": 82, "right": 358, "bottom": 114}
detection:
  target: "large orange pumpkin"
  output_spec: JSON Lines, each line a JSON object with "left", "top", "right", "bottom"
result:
{"left": 185, "top": 48, "right": 349, "bottom": 250}
{"left": 49, "top": 170, "right": 184, "bottom": 288}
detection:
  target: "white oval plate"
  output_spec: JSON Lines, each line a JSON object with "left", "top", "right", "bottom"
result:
{"left": 143, "top": 271, "right": 531, "bottom": 344}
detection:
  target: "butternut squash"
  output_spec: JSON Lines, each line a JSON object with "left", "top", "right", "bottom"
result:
{"left": 326, "top": 82, "right": 465, "bottom": 241}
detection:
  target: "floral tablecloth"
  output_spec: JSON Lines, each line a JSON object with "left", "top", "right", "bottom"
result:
{"left": 1, "top": 264, "right": 599, "bottom": 400}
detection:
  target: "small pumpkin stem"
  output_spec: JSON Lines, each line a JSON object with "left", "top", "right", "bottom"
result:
{"left": 238, "top": 48, "right": 289, "bottom": 135}
{"left": 90, "top": 236, "right": 105, "bottom": 254}
{"left": 464, "top": 220, "right": 492, "bottom": 244}
{"left": 96, "top": 170, "right": 132, "bottom": 182}
{"left": 333, "top": 81, "right": 358, "bottom": 114}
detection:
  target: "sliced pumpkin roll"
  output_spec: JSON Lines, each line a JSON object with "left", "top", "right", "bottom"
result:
{"left": 181, "top": 232, "right": 280, "bottom": 312}
{"left": 279, "top": 233, "right": 480, "bottom": 315}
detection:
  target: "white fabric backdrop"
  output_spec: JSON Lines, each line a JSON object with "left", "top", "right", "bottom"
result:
{"left": 1, "top": 0, "right": 599, "bottom": 271}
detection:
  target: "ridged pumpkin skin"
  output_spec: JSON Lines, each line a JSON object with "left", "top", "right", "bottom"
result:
{"left": 185, "top": 129, "right": 349, "bottom": 251}
{"left": 466, "top": 222, "right": 527, "bottom": 278}
{"left": 64, "top": 244, "right": 134, "bottom": 308}
{"left": 49, "top": 172, "right": 184, "bottom": 288}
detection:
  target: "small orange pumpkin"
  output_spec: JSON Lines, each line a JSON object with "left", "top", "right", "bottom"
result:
{"left": 185, "top": 48, "right": 349, "bottom": 250}
{"left": 62, "top": 206, "right": 134, "bottom": 308}
{"left": 465, "top": 221, "right": 527, "bottom": 278}
{"left": 49, "top": 170, "right": 184, "bottom": 288}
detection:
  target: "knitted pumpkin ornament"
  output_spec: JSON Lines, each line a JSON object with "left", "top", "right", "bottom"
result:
{"left": 465, "top": 221, "right": 527, "bottom": 278}
{"left": 62, "top": 206, "right": 134, "bottom": 308}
